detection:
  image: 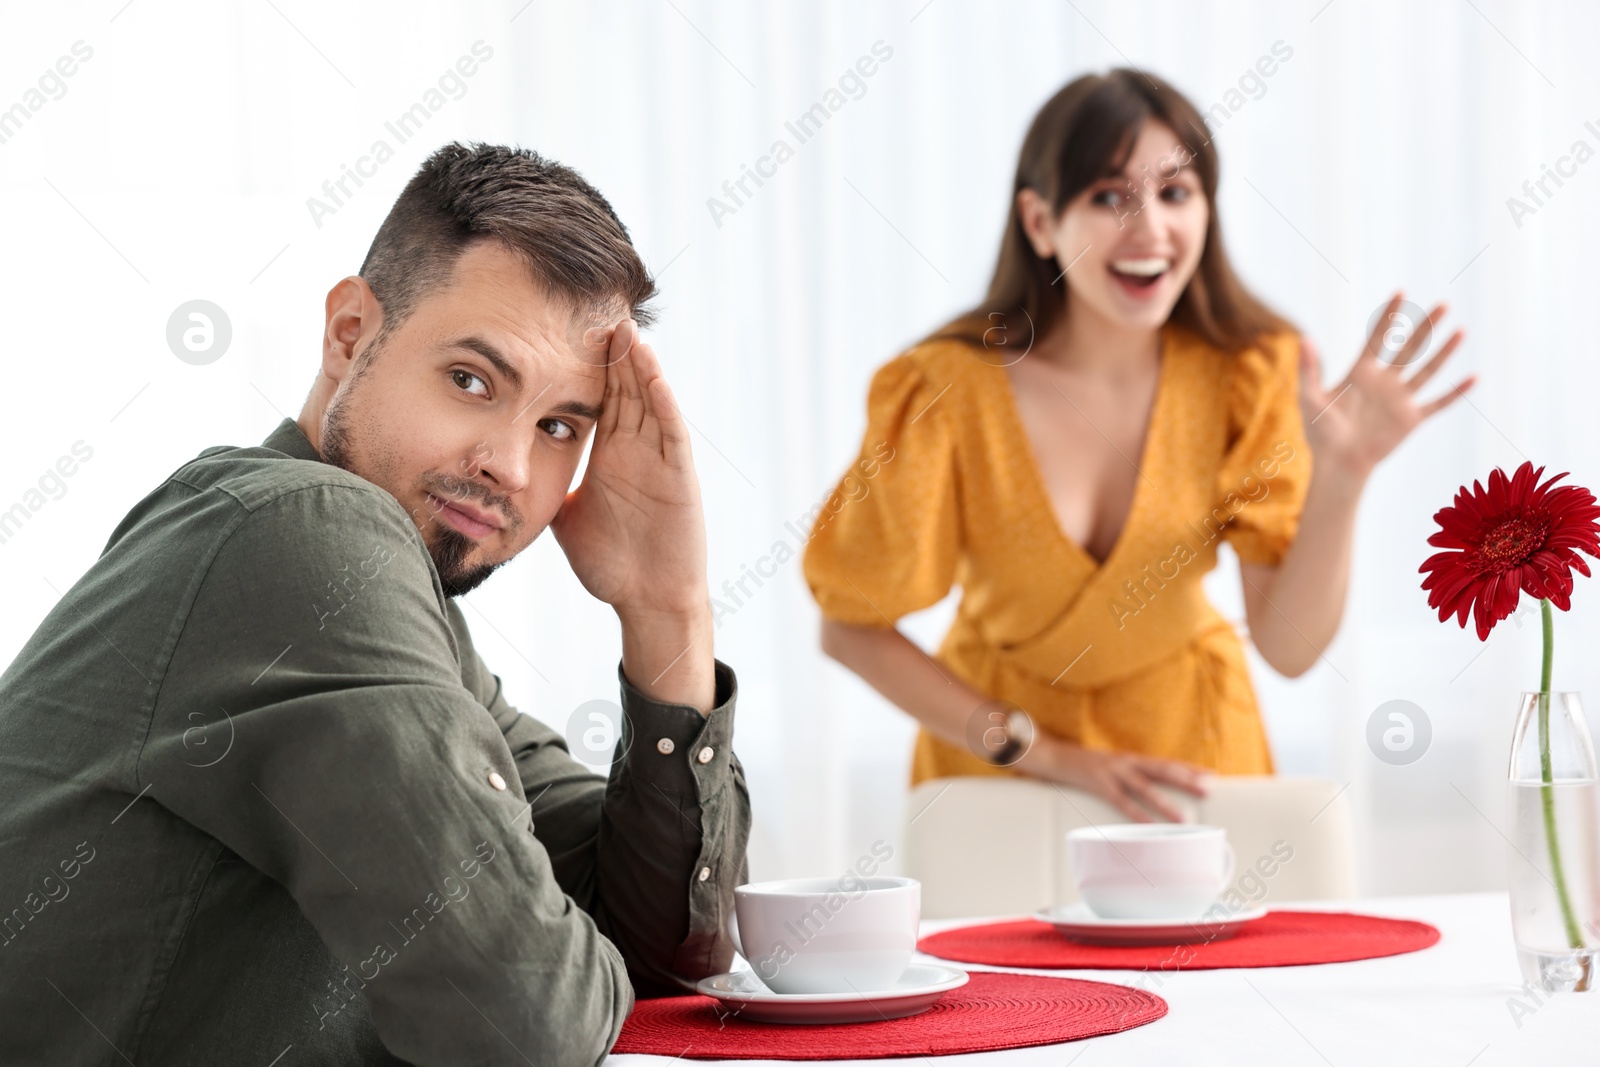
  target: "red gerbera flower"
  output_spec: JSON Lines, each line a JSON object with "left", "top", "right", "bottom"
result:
{"left": 1420, "top": 462, "right": 1600, "bottom": 640}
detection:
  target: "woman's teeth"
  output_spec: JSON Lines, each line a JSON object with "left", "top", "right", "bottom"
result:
{"left": 1110, "top": 257, "right": 1171, "bottom": 288}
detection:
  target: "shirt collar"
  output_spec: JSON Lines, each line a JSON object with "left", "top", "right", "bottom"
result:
{"left": 262, "top": 418, "right": 325, "bottom": 464}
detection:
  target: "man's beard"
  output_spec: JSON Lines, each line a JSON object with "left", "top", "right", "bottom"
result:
{"left": 424, "top": 520, "right": 502, "bottom": 597}
{"left": 321, "top": 385, "right": 503, "bottom": 598}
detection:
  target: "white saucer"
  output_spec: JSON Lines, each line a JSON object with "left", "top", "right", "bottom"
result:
{"left": 695, "top": 964, "right": 969, "bottom": 1024}
{"left": 1034, "top": 902, "right": 1269, "bottom": 946}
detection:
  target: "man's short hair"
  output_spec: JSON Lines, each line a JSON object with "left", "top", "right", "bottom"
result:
{"left": 359, "top": 142, "right": 657, "bottom": 341}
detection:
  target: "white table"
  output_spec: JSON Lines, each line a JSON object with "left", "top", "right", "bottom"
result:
{"left": 611, "top": 893, "right": 1598, "bottom": 1066}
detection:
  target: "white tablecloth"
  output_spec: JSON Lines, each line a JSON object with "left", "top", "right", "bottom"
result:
{"left": 610, "top": 893, "right": 1598, "bottom": 1066}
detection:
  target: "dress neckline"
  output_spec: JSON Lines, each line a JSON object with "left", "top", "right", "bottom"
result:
{"left": 992, "top": 326, "right": 1174, "bottom": 574}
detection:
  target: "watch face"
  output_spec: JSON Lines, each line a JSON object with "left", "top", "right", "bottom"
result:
{"left": 966, "top": 700, "right": 1014, "bottom": 763}
{"left": 966, "top": 701, "right": 1034, "bottom": 766}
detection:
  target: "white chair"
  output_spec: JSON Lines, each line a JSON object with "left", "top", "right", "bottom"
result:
{"left": 902, "top": 775, "right": 1355, "bottom": 919}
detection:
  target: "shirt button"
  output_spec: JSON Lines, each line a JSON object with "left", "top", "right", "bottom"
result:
{"left": 657, "top": 738, "right": 676, "bottom": 755}
{"left": 697, "top": 866, "right": 711, "bottom": 882}
{"left": 697, "top": 746, "right": 715, "bottom": 764}
{"left": 487, "top": 771, "right": 507, "bottom": 791}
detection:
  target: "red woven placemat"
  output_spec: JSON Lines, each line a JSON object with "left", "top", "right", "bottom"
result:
{"left": 918, "top": 910, "right": 1439, "bottom": 970}
{"left": 612, "top": 971, "right": 1166, "bottom": 1058}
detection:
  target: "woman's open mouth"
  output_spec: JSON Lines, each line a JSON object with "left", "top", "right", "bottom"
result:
{"left": 1108, "top": 257, "right": 1171, "bottom": 298}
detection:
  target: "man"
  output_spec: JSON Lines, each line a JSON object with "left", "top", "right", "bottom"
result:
{"left": 0, "top": 143, "right": 749, "bottom": 1065}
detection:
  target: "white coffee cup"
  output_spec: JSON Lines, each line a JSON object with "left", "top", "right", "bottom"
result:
{"left": 729, "top": 875, "right": 920, "bottom": 995}
{"left": 1066, "top": 824, "right": 1235, "bottom": 920}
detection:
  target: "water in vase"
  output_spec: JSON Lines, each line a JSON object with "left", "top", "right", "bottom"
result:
{"left": 1508, "top": 779, "right": 1600, "bottom": 991}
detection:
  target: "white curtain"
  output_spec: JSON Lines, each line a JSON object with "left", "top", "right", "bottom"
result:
{"left": 3, "top": 0, "right": 1598, "bottom": 896}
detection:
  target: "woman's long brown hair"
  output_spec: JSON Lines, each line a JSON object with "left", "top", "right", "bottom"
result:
{"left": 932, "top": 69, "right": 1291, "bottom": 354}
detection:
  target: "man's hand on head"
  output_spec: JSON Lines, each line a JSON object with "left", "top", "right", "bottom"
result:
{"left": 550, "top": 319, "right": 715, "bottom": 714}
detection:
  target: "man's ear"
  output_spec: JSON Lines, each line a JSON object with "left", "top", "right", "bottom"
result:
{"left": 1015, "top": 188, "right": 1057, "bottom": 259}
{"left": 322, "top": 276, "right": 383, "bottom": 383}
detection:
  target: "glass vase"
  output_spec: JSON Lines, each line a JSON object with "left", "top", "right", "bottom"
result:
{"left": 1507, "top": 690, "right": 1600, "bottom": 992}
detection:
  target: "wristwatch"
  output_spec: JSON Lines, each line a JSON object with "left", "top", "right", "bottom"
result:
{"left": 984, "top": 705, "right": 1035, "bottom": 767}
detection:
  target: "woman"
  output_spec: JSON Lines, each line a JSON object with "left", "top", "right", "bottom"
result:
{"left": 802, "top": 70, "right": 1475, "bottom": 822}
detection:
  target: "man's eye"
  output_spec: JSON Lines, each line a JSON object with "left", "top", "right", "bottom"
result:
{"left": 451, "top": 369, "right": 489, "bottom": 397}
{"left": 539, "top": 418, "right": 576, "bottom": 442}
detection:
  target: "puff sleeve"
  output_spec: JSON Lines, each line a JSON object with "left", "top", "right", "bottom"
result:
{"left": 1216, "top": 330, "right": 1313, "bottom": 567}
{"left": 802, "top": 353, "right": 962, "bottom": 626}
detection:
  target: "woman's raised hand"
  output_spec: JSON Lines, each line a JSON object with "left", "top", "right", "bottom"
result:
{"left": 1297, "top": 293, "right": 1477, "bottom": 484}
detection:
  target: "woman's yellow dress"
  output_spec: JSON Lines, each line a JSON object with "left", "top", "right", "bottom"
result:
{"left": 802, "top": 324, "right": 1312, "bottom": 786}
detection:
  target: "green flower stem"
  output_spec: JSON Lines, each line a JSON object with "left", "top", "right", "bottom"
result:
{"left": 1538, "top": 597, "right": 1584, "bottom": 950}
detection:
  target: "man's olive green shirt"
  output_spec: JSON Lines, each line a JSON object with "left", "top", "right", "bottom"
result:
{"left": 0, "top": 418, "right": 750, "bottom": 1066}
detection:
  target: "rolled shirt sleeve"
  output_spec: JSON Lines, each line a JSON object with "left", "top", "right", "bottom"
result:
{"left": 454, "top": 612, "right": 749, "bottom": 999}
{"left": 605, "top": 661, "right": 748, "bottom": 994}
{"left": 136, "top": 481, "right": 743, "bottom": 1066}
